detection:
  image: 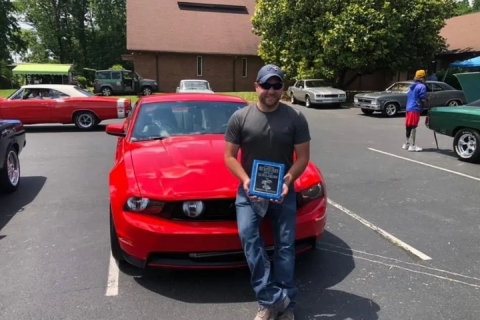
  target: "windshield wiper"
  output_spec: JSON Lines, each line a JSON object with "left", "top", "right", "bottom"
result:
{"left": 133, "top": 136, "right": 169, "bottom": 141}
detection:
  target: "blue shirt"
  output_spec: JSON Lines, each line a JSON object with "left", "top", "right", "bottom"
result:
{"left": 406, "top": 82, "right": 427, "bottom": 112}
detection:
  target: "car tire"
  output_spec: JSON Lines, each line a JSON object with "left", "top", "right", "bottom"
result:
{"left": 73, "top": 111, "right": 98, "bottom": 130}
{"left": 382, "top": 103, "right": 399, "bottom": 117}
{"left": 305, "top": 95, "right": 312, "bottom": 108}
{"left": 290, "top": 93, "right": 297, "bottom": 104}
{"left": 110, "top": 208, "right": 125, "bottom": 262}
{"left": 142, "top": 86, "right": 153, "bottom": 95}
{"left": 361, "top": 109, "right": 374, "bottom": 115}
{"left": 453, "top": 129, "right": 480, "bottom": 163}
{"left": 0, "top": 145, "right": 20, "bottom": 193}
{"left": 101, "top": 87, "right": 113, "bottom": 96}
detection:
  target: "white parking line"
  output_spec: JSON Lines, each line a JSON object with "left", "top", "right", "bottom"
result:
{"left": 327, "top": 199, "right": 432, "bottom": 261}
{"left": 105, "top": 252, "right": 119, "bottom": 296}
{"left": 368, "top": 148, "right": 480, "bottom": 182}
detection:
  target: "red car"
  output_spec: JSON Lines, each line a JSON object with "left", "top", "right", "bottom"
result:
{"left": 106, "top": 93, "right": 327, "bottom": 269}
{"left": 0, "top": 84, "right": 132, "bottom": 130}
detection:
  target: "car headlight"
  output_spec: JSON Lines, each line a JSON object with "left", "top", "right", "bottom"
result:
{"left": 301, "top": 183, "right": 324, "bottom": 200}
{"left": 124, "top": 197, "right": 165, "bottom": 214}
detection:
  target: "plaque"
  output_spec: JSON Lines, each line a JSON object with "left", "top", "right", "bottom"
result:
{"left": 249, "top": 160, "right": 285, "bottom": 201}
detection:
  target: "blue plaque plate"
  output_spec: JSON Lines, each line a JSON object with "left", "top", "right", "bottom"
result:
{"left": 249, "top": 160, "right": 285, "bottom": 200}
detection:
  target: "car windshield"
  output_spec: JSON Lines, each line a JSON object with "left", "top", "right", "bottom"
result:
{"left": 387, "top": 83, "right": 411, "bottom": 92}
{"left": 182, "top": 81, "right": 209, "bottom": 90}
{"left": 130, "top": 100, "right": 247, "bottom": 141}
{"left": 74, "top": 87, "right": 94, "bottom": 96}
{"left": 305, "top": 80, "right": 330, "bottom": 87}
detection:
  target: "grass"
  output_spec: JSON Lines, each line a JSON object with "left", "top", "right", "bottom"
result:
{"left": 0, "top": 88, "right": 259, "bottom": 103}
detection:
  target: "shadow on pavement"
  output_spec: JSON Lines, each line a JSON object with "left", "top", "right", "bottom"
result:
{"left": 421, "top": 147, "right": 457, "bottom": 158}
{"left": 131, "top": 230, "right": 380, "bottom": 319}
{"left": 0, "top": 176, "right": 47, "bottom": 237}
{"left": 24, "top": 124, "right": 107, "bottom": 133}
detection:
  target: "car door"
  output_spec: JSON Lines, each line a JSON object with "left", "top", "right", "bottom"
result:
{"left": 294, "top": 81, "right": 305, "bottom": 101}
{"left": 111, "top": 71, "right": 124, "bottom": 94}
{"left": 1, "top": 88, "right": 53, "bottom": 124}
{"left": 426, "top": 83, "right": 445, "bottom": 107}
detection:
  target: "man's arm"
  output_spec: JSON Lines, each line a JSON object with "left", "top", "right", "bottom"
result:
{"left": 224, "top": 112, "right": 249, "bottom": 183}
{"left": 419, "top": 85, "right": 427, "bottom": 108}
{"left": 284, "top": 111, "right": 311, "bottom": 185}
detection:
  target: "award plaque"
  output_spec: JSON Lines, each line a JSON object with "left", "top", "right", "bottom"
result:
{"left": 249, "top": 160, "right": 285, "bottom": 200}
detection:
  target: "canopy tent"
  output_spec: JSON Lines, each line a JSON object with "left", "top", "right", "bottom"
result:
{"left": 12, "top": 63, "right": 72, "bottom": 75}
{"left": 449, "top": 56, "right": 480, "bottom": 68}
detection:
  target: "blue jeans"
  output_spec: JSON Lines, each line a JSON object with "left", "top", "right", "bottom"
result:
{"left": 235, "top": 185, "right": 298, "bottom": 309}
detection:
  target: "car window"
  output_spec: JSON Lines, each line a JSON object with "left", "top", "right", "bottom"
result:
{"left": 112, "top": 72, "right": 122, "bottom": 80}
{"left": 97, "top": 72, "right": 111, "bottom": 80}
{"left": 130, "top": 100, "right": 247, "bottom": 141}
{"left": 182, "top": 81, "right": 209, "bottom": 90}
{"left": 305, "top": 80, "right": 329, "bottom": 87}
{"left": 51, "top": 89, "right": 70, "bottom": 98}
{"left": 432, "top": 84, "right": 443, "bottom": 91}
{"left": 73, "top": 87, "right": 94, "bottom": 96}
{"left": 387, "top": 83, "right": 411, "bottom": 92}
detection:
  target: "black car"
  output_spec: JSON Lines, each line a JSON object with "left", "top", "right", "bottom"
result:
{"left": 0, "top": 119, "right": 26, "bottom": 193}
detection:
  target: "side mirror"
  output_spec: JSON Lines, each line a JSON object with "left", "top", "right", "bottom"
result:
{"left": 106, "top": 124, "right": 126, "bottom": 137}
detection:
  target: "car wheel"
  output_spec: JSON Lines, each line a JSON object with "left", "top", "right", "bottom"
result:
{"left": 110, "top": 208, "right": 125, "bottom": 262}
{"left": 453, "top": 129, "right": 480, "bottom": 163}
{"left": 290, "top": 93, "right": 297, "bottom": 104}
{"left": 0, "top": 145, "right": 20, "bottom": 193}
{"left": 382, "top": 103, "right": 398, "bottom": 117}
{"left": 74, "top": 111, "right": 98, "bottom": 130}
{"left": 361, "top": 109, "right": 374, "bottom": 115}
{"left": 142, "top": 87, "right": 152, "bottom": 95}
{"left": 305, "top": 96, "right": 312, "bottom": 108}
{"left": 101, "top": 87, "right": 112, "bottom": 96}
{"left": 447, "top": 100, "right": 461, "bottom": 107}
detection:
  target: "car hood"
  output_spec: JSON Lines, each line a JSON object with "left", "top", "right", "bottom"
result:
{"left": 178, "top": 89, "right": 214, "bottom": 93}
{"left": 127, "top": 135, "right": 321, "bottom": 200}
{"left": 357, "top": 91, "right": 406, "bottom": 98}
{"left": 308, "top": 87, "right": 345, "bottom": 94}
{"left": 431, "top": 106, "right": 480, "bottom": 115}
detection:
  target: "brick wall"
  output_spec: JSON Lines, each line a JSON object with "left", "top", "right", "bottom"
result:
{"left": 131, "top": 51, "right": 265, "bottom": 92}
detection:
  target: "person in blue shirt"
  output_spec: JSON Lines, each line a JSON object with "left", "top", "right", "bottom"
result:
{"left": 403, "top": 70, "right": 428, "bottom": 152}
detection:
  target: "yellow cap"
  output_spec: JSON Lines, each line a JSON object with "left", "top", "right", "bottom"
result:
{"left": 415, "top": 70, "right": 426, "bottom": 79}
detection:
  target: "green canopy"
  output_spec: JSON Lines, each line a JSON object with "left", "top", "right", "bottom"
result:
{"left": 12, "top": 63, "right": 72, "bottom": 75}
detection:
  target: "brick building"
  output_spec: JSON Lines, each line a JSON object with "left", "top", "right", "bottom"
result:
{"left": 124, "top": 0, "right": 264, "bottom": 93}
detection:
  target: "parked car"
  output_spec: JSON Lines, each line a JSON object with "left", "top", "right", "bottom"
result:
{"left": 0, "top": 119, "right": 26, "bottom": 193}
{"left": 287, "top": 79, "right": 347, "bottom": 108}
{"left": 88, "top": 68, "right": 158, "bottom": 96}
{"left": 425, "top": 72, "right": 480, "bottom": 163}
{"left": 105, "top": 93, "right": 327, "bottom": 269}
{"left": 0, "top": 84, "right": 132, "bottom": 130}
{"left": 176, "top": 79, "right": 214, "bottom": 93}
{"left": 353, "top": 81, "right": 466, "bottom": 117}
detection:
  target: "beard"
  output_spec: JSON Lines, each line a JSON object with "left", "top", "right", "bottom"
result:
{"left": 259, "top": 92, "right": 281, "bottom": 109}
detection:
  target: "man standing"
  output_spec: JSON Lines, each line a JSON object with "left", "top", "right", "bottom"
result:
{"left": 224, "top": 64, "right": 311, "bottom": 320}
{"left": 403, "top": 69, "right": 428, "bottom": 152}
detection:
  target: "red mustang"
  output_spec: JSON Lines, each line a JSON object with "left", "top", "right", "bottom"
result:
{"left": 0, "top": 84, "right": 132, "bottom": 130}
{"left": 106, "top": 93, "right": 327, "bottom": 269}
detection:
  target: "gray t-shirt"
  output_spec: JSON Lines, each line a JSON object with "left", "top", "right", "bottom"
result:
{"left": 225, "top": 102, "right": 311, "bottom": 178}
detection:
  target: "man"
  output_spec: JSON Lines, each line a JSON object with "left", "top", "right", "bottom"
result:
{"left": 224, "top": 64, "right": 311, "bottom": 320}
{"left": 403, "top": 69, "right": 428, "bottom": 152}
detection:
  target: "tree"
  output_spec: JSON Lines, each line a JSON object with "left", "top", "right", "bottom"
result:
{"left": 252, "top": 0, "right": 457, "bottom": 88}
{"left": 0, "top": 0, "right": 26, "bottom": 61}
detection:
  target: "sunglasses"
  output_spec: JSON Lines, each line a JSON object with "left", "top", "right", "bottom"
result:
{"left": 259, "top": 82, "right": 283, "bottom": 90}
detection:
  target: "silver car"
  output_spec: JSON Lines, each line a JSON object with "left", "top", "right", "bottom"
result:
{"left": 288, "top": 79, "right": 347, "bottom": 108}
{"left": 176, "top": 79, "right": 214, "bottom": 94}
{"left": 353, "top": 81, "right": 466, "bottom": 117}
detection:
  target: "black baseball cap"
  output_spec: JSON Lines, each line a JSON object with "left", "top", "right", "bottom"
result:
{"left": 256, "top": 64, "right": 285, "bottom": 84}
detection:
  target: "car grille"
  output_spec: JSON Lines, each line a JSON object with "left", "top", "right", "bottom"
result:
{"left": 162, "top": 193, "right": 306, "bottom": 221}
{"left": 323, "top": 94, "right": 339, "bottom": 98}
{"left": 357, "top": 98, "right": 372, "bottom": 103}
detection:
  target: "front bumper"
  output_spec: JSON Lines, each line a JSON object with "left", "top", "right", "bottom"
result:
{"left": 353, "top": 102, "right": 381, "bottom": 110}
{"left": 115, "top": 197, "right": 327, "bottom": 269}
{"left": 311, "top": 97, "right": 346, "bottom": 104}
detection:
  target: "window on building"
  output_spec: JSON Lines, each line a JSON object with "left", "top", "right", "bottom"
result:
{"left": 197, "top": 56, "right": 203, "bottom": 76}
{"left": 242, "top": 58, "right": 247, "bottom": 77}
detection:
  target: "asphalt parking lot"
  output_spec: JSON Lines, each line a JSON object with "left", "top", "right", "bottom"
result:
{"left": 1, "top": 103, "right": 480, "bottom": 320}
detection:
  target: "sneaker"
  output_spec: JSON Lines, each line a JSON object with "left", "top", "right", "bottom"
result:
{"left": 408, "top": 145, "right": 422, "bottom": 152}
{"left": 402, "top": 143, "right": 410, "bottom": 150}
{"left": 254, "top": 295, "right": 290, "bottom": 320}
{"left": 278, "top": 309, "right": 295, "bottom": 320}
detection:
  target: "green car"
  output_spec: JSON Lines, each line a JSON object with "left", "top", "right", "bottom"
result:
{"left": 425, "top": 72, "right": 480, "bottom": 163}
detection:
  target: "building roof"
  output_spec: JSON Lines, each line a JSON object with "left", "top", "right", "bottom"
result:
{"left": 126, "top": 0, "right": 260, "bottom": 55}
{"left": 440, "top": 12, "right": 480, "bottom": 53}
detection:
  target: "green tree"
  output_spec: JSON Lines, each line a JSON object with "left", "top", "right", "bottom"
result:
{"left": 0, "top": 0, "right": 25, "bottom": 61}
{"left": 252, "top": 0, "right": 457, "bottom": 88}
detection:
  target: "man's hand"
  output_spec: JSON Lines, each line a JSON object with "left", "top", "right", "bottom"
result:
{"left": 271, "top": 181, "right": 289, "bottom": 203}
{"left": 242, "top": 177, "right": 259, "bottom": 201}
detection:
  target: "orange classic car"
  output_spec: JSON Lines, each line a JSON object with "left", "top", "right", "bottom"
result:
{"left": 0, "top": 84, "right": 132, "bottom": 130}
